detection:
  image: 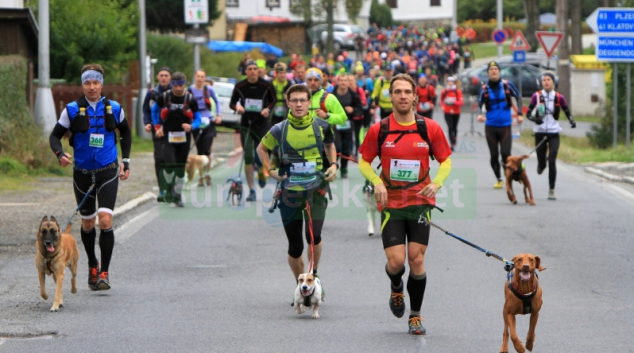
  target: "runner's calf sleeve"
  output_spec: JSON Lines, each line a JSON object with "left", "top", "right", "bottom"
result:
{"left": 386, "top": 264, "right": 406, "bottom": 291}
{"left": 81, "top": 227, "right": 98, "bottom": 267}
{"left": 99, "top": 228, "right": 115, "bottom": 272}
{"left": 407, "top": 272, "right": 427, "bottom": 312}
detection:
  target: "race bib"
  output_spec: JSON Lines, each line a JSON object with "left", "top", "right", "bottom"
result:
{"left": 201, "top": 117, "right": 210, "bottom": 127}
{"left": 168, "top": 131, "right": 187, "bottom": 144}
{"left": 390, "top": 159, "right": 421, "bottom": 182}
{"left": 382, "top": 89, "right": 390, "bottom": 99}
{"left": 445, "top": 97, "right": 455, "bottom": 106}
{"left": 245, "top": 99, "right": 263, "bottom": 113}
{"left": 289, "top": 162, "right": 317, "bottom": 183}
{"left": 418, "top": 102, "right": 430, "bottom": 111}
{"left": 338, "top": 120, "right": 352, "bottom": 130}
{"left": 274, "top": 105, "right": 285, "bottom": 117}
{"left": 89, "top": 133, "right": 104, "bottom": 148}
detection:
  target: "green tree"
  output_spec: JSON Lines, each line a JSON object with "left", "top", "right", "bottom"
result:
{"left": 146, "top": 0, "right": 221, "bottom": 33}
{"left": 48, "top": 0, "right": 138, "bottom": 83}
{"left": 369, "top": 0, "right": 393, "bottom": 30}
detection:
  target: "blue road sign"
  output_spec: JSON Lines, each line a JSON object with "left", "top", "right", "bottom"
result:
{"left": 597, "top": 36, "right": 634, "bottom": 62}
{"left": 586, "top": 8, "right": 634, "bottom": 34}
{"left": 492, "top": 29, "right": 507, "bottom": 44}
{"left": 513, "top": 51, "right": 526, "bottom": 63}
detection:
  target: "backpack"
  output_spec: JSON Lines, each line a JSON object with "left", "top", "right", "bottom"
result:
{"left": 319, "top": 91, "right": 330, "bottom": 112}
{"left": 188, "top": 85, "right": 212, "bottom": 110}
{"left": 69, "top": 96, "right": 118, "bottom": 147}
{"left": 481, "top": 79, "right": 512, "bottom": 111}
{"left": 376, "top": 115, "right": 435, "bottom": 190}
{"left": 535, "top": 91, "right": 562, "bottom": 119}
{"left": 160, "top": 90, "right": 194, "bottom": 121}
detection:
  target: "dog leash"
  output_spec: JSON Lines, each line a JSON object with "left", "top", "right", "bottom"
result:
{"left": 418, "top": 216, "right": 515, "bottom": 272}
{"left": 527, "top": 136, "right": 548, "bottom": 156}
{"left": 336, "top": 153, "right": 358, "bottom": 164}
{"left": 305, "top": 202, "right": 316, "bottom": 275}
{"left": 63, "top": 182, "right": 96, "bottom": 230}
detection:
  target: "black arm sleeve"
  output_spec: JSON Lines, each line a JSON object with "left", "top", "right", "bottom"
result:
{"left": 118, "top": 119, "right": 132, "bottom": 159}
{"left": 49, "top": 123, "right": 68, "bottom": 160}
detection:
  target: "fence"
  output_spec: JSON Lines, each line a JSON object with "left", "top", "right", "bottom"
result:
{"left": 51, "top": 83, "right": 136, "bottom": 128}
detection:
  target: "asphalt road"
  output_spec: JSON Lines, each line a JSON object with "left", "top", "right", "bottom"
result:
{"left": 1, "top": 110, "right": 633, "bottom": 352}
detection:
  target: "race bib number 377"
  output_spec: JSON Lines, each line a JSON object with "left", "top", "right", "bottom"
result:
{"left": 390, "top": 159, "right": 421, "bottom": 182}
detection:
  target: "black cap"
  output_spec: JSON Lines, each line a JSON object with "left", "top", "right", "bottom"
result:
{"left": 157, "top": 67, "right": 171, "bottom": 74}
{"left": 541, "top": 72, "right": 555, "bottom": 82}
{"left": 487, "top": 61, "right": 500, "bottom": 70}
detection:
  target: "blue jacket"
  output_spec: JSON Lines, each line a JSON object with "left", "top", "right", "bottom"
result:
{"left": 67, "top": 97, "right": 121, "bottom": 170}
{"left": 478, "top": 80, "right": 522, "bottom": 127}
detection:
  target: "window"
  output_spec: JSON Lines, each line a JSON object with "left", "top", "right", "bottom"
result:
{"left": 266, "top": 0, "right": 281, "bottom": 8}
{"left": 387, "top": 0, "right": 398, "bottom": 8}
{"left": 227, "top": 0, "right": 239, "bottom": 7}
{"left": 431, "top": 0, "right": 441, "bottom": 6}
{"left": 290, "top": 0, "right": 301, "bottom": 6}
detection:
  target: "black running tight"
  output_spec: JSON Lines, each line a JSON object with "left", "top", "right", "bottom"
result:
{"left": 535, "top": 133, "right": 560, "bottom": 189}
{"left": 485, "top": 125, "right": 512, "bottom": 180}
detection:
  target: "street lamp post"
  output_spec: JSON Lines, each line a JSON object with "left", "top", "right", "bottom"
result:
{"left": 33, "top": 0, "right": 56, "bottom": 136}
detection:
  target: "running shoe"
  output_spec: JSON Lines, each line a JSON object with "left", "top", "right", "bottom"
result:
{"left": 257, "top": 168, "right": 267, "bottom": 188}
{"left": 408, "top": 316, "right": 426, "bottom": 335}
{"left": 494, "top": 180, "right": 504, "bottom": 189}
{"left": 548, "top": 189, "right": 556, "bottom": 200}
{"left": 96, "top": 271, "right": 110, "bottom": 290}
{"left": 537, "top": 166, "right": 545, "bottom": 175}
{"left": 157, "top": 191, "right": 167, "bottom": 203}
{"left": 88, "top": 265, "right": 99, "bottom": 290}
{"left": 246, "top": 189, "right": 256, "bottom": 202}
{"left": 389, "top": 292, "right": 406, "bottom": 318}
{"left": 171, "top": 200, "right": 185, "bottom": 208}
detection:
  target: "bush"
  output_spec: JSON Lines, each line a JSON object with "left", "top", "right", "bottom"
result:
{"left": 0, "top": 56, "right": 62, "bottom": 175}
{"left": 148, "top": 34, "right": 251, "bottom": 80}
{"left": 461, "top": 22, "right": 594, "bottom": 44}
{"left": 587, "top": 63, "right": 634, "bottom": 149}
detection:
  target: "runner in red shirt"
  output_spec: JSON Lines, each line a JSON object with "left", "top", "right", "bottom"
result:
{"left": 440, "top": 76, "right": 464, "bottom": 151}
{"left": 358, "top": 74, "right": 452, "bottom": 335}
{"left": 415, "top": 74, "right": 437, "bottom": 119}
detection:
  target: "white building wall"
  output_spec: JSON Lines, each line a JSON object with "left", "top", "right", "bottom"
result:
{"left": 383, "top": 0, "right": 453, "bottom": 22}
{"left": 570, "top": 69, "right": 606, "bottom": 116}
{"left": 226, "top": 0, "right": 372, "bottom": 29}
{"left": 0, "top": 0, "right": 24, "bottom": 8}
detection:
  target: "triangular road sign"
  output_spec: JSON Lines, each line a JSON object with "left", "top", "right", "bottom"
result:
{"left": 510, "top": 30, "right": 531, "bottom": 51}
{"left": 536, "top": 31, "right": 564, "bottom": 58}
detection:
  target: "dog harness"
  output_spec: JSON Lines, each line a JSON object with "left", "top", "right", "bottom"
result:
{"left": 44, "top": 252, "right": 60, "bottom": 273}
{"left": 302, "top": 288, "right": 315, "bottom": 307}
{"left": 507, "top": 272, "right": 539, "bottom": 315}
{"left": 510, "top": 163, "right": 525, "bottom": 182}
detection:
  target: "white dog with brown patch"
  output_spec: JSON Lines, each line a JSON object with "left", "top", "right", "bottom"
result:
{"left": 184, "top": 155, "right": 210, "bottom": 190}
{"left": 294, "top": 273, "right": 322, "bottom": 319}
{"left": 364, "top": 181, "right": 379, "bottom": 236}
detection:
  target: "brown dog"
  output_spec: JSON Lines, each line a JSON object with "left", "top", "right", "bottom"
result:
{"left": 35, "top": 216, "right": 79, "bottom": 312}
{"left": 500, "top": 253, "right": 546, "bottom": 353}
{"left": 505, "top": 155, "right": 535, "bottom": 205}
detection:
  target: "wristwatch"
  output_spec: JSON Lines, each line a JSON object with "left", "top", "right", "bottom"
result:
{"left": 326, "top": 113, "right": 331, "bottom": 119}
{"left": 331, "top": 162, "right": 339, "bottom": 169}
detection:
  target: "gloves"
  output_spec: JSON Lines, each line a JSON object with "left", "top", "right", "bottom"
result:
{"left": 122, "top": 161, "right": 130, "bottom": 172}
{"left": 570, "top": 119, "right": 576, "bottom": 128}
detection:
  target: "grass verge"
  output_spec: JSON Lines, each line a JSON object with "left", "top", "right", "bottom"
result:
{"left": 519, "top": 129, "right": 634, "bottom": 164}
{"left": 572, "top": 116, "right": 601, "bottom": 124}
{"left": 469, "top": 42, "right": 512, "bottom": 59}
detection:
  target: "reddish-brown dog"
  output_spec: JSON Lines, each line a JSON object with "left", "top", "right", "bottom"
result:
{"left": 500, "top": 253, "right": 545, "bottom": 353}
{"left": 505, "top": 155, "right": 535, "bottom": 205}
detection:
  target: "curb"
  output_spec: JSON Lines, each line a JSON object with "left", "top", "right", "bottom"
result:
{"left": 584, "top": 167, "right": 634, "bottom": 185}
{"left": 110, "top": 157, "right": 226, "bottom": 222}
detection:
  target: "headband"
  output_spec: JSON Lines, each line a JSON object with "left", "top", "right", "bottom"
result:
{"left": 245, "top": 60, "right": 258, "bottom": 68}
{"left": 171, "top": 79, "right": 186, "bottom": 86}
{"left": 81, "top": 70, "right": 103, "bottom": 85}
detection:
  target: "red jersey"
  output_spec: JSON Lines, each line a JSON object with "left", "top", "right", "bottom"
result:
{"left": 359, "top": 115, "right": 452, "bottom": 210}
{"left": 440, "top": 88, "right": 464, "bottom": 115}
{"left": 415, "top": 85, "right": 436, "bottom": 113}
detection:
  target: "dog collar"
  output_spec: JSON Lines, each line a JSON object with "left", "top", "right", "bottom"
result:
{"left": 44, "top": 251, "right": 60, "bottom": 273}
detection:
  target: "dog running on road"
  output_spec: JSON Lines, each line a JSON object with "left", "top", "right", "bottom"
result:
{"left": 505, "top": 155, "right": 535, "bottom": 205}
{"left": 35, "top": 216, "right": 79, "bottom": 312}
{"left": 500, "top": 253, "right": 545, "bottom": 353}
{"left": 363, "top": 180, "right": 379, "bottom": 236}
{"left": 184, "top": 155, "right": 210, "bottom": 190}
{"left": 294, "top": 273, "right": 322, "bottom": 319}
{"left": 225, "top": 178, "right": 243, "bottom": 206}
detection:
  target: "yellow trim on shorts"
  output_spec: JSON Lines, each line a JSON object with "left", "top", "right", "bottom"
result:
{"left": 381, "top": 211, "right": 391, "bottom": 233}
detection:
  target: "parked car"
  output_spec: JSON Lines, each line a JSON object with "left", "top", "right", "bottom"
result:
{"left": 310, "top": 24, "right": 365, "bottom": 52}
{"left": 496, "top": 53, "right": 558, "bottom": 71}
{"left": 457, "top": 63, "right": 559, "bottom": 98}
{"left": 207, "top": 77, "right": 238, "bottom": 128}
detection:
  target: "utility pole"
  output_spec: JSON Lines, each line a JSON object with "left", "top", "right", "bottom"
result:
{"left": 137, "top": 0, "right": 149, "bottom": 138}
{"left": 556, "top": 0, "right": 570, "bottom": 99}
{"left": 496, "top": 0, "right": 503, "bottom": 58}
{"left": 33, "top": 0, "right": 56, "bottom": 136}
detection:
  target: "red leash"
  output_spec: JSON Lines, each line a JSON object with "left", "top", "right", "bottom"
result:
{"left": 336, "top": 153, "right": 358, "bottom": 164}
{"left": 305, "top": 202, "right": 315, "bottom": 274}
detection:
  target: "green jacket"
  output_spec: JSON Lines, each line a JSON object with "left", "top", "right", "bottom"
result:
{"left": 309, "top": 88, "right": 347, "bottom": 126}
